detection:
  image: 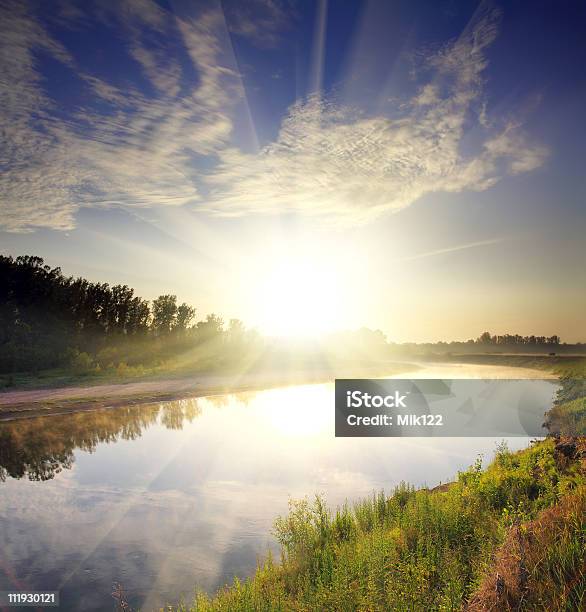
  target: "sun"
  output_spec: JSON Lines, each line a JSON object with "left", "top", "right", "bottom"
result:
{"left": 257, "top": 256, "right": 346, "bottom": 338}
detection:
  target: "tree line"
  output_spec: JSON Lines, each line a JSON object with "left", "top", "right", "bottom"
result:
{"left": 0, "top": 255, "right": 254, "bottom": 373}
{"left": 474, "top": 331, "right": 560, "bottom": 345}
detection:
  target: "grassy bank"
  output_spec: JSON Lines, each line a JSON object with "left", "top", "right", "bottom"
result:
{"left": 421, "top": 352, "right": 585, "bottom": 374}
{"left": 0, "top": 361, "right": 417, "bottom": 419}
{"left": 0, "top": 357, "right": 413, "bottom": 393}
{"left": 177, "top": 438, "right": 584, "bottom": 611}
{"left": 544, "top": 358, "right": 586, "bottom": 437}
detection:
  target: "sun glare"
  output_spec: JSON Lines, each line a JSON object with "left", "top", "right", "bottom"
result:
{"left": 258, "top": 257, "right": 345, "bottom": 338}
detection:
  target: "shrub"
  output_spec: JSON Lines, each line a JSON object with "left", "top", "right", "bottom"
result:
{"left": 69, "top": 350, "right": 95, "bottom": 374}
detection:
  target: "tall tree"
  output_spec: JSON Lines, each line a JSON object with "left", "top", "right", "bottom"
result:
{"left": 175, "top": 303, "right": 196, "bottom": 332}
{"left": 151, "top": 295, "right": 178, "bottom": 335}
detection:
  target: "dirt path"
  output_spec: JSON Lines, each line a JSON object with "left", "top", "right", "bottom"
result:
{"left": 0, "top": 378, "right": 201, "bottom": 407}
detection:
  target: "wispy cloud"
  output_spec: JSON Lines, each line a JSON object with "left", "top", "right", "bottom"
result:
{"left": 393, "top": 238, "right": 504, "bottom": 263}
{"left": 222, "top": 0, "right": 295, "bottom": 48}
{"left": 0, "top": 0, "right": 242, "bottom": 232}
{"left": 0, "top": 3, "right": 546, "bottom": 233}
{"left": 205, "top": 9, "right": 547, "bottom": 225}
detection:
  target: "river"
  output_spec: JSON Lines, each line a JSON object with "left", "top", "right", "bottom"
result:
{"left": 0, "top": 363, "right": 557, "bottom": 610}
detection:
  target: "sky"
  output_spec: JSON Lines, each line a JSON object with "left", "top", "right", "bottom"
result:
{"left": 1, "top": 0, "right": 585, "bottom": 342}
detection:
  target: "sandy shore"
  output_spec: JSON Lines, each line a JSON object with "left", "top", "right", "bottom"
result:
{"left": 0, "top": 363, "right": 415, "bottom": 420}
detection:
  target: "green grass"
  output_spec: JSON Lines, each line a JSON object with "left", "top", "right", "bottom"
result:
{"left": 0, "top": 365, "right": 173, "bottom": 391}
{"left": 0, "top": 357, "right": 416, "bottom": 394}
{"left": 545, "top": 358, "right": 586, "bottom": 436}
{"left": 0, "top": 354, "right": 259, "bottom": 391}
{"left": 174, "top": 438, "right": 585, "bottom": 611}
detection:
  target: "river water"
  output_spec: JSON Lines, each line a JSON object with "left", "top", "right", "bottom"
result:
{"left": 0, "top": 363, "right": 557, "bottom": 610}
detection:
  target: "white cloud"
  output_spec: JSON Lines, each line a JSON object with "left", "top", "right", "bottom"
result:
{"left": 0, "top": 1, "right": 80, "bottom": 232}
{"left": 222, "top": 0, "right": 295, "bottom": 47}
{"left": 204, "top": 9, "right": 547, "bottom": 225}
{"left": 413, "top": 84, "right": 439, "bottom": 107}
{"left": 0, "top": 4, "right": 547, "bottom": 233}
{"left": 0, "top": 0, "right": 241, "bottom": 232}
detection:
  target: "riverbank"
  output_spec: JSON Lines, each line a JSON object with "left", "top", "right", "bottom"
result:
{"left": 420, "top": 352, "right": 584, "bottom": 374}
{"left": 176, "top": 436, "right": 585, "bottom": 611}
{"left": 3, "top": 353, "right": 582, "bottom": 420}
{"left": 0, "top": 361, "right": 416, "bottom": 419}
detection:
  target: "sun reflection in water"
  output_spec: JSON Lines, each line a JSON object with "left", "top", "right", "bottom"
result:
{"left": 254, "top": 384, "right": 333, "bottom": 437}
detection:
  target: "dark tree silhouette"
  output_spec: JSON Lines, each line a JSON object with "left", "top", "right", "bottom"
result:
{"left": 0, "top": 255, "right": 207, "bottom": 373}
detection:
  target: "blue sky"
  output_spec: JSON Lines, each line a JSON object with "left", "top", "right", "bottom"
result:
{"left": 1, "top": 0, "right": 585, "bottom": 341}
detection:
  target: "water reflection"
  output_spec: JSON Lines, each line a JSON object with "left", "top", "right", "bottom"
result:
{"left": 0, "top": 362, "right": 551, "bottom": 484}
{"left": 0, "top": 399, "right": 203, "bottom": 482}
